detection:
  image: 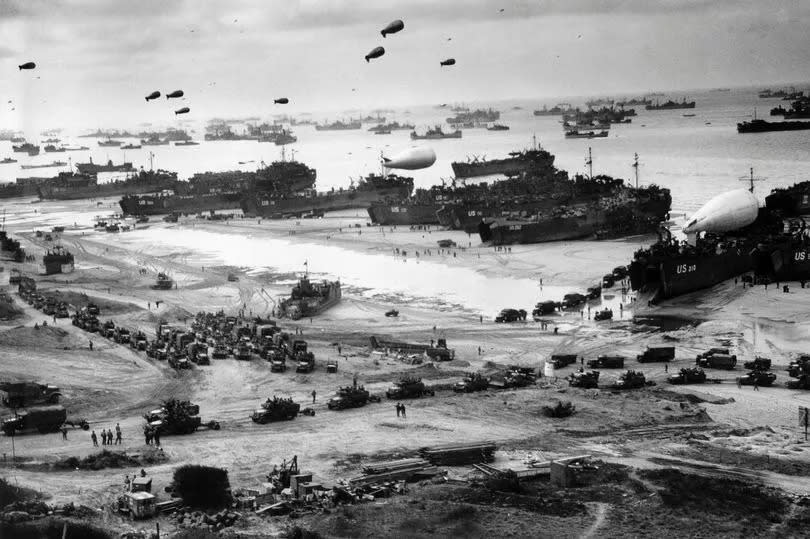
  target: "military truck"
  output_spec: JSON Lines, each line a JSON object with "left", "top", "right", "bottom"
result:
{"left": 0, "top": 382, "right": 61, "bottom": 407}
{"left": 613, "top": 370, "right": 647, "bottom": 390}
{"left": 295, "top": 354, "right": 315, "bottom": 373}
{"left": 2, "top": 405, "right": 87, "bottom": 435}
{"left": 585, "top": 285, "right": 602, "bottom": 300}
{"left": 743, "top": 357, "right": 772, "bottom": 371}
{"left": 235, "top": 341, "right": 252, "bottom": 361}
{"left": 168, "top": 355, "right": 191, "bottom": 370}
{"left": 113, "top": 327, "right": 131, "bottom": 345}
{"left": 637, "top": 346, "right": 675, "bottom": 363}
{"left": 386, "top": 377, "right": 434, "bottom": 399}
{"left": 453, "top": 372, "right": 490, "bottom": 393}
{"left": 326, "top": 358, "right": 339, "bottom": 373}
{"left": 594, "top": 308, "right": 613, "bottom": 321}
{"left": 602, "top": 274, "right": 616, "bottom": 288}
{"left": 696, "top": 347, "right": 731, "bottom": 360}
{"left": 568, "top": 370, "right": 600, "bottom": 389}
{"left": 268, "top": 348, "right": 287, "bottom": 372}
{"left": 251, "top": 397, "right": 301, "bottom": 423}
{"left": 327, "top": 384, "right": 380, "bottom": 410}
{"left": 145, "top": 399, "right": 219, "bottom": 435}
{"left": 587, "top": 355, "right": 625, "bottom": 369}
{"left": 561, "top": 293, "right": 586, "bottom": 310}
{"left": 130, "top": 331, "right": 148, "bottom": 351}
{"left": 739, "top": 371, "right": 777, "bottom": 387}
{"left": 697, "top": 354, "right": 737, "bottom": 370}
{"left": 532, "top": 300, "right": 557, "bottom": 318}
{"left": 495, "top": 308, "right": 527, "bottom": 323}
{"left": 101, "top": 320, "right": 116, "bottom": 339}
{"left": 86, "top": 303, "right": 100, "bottom": 316}
{"left": 551, "top": 354, "right": 578, "bottom": 369}
{"left": 667, "top": 368, "right": 707, "bottom": 385}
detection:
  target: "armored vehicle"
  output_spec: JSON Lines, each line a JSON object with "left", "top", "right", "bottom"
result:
{"left": 145, "top": 399, "right": 219, "bottom": 435}
{"left": 613, "top": 370, "right": 647, "bottom": 390}
{"left": 739, "top": 371, "right": 777, "bottom": 387}
{"left": 327, "top": 383, "right": 380, "bottom": 410}
{"left": 453, "top": 372, "right": 490, "bottom": 393}
{"left": 568, "top": 370, "right": 600, "bottom": 389}
{"left": 386, "top": 377, "right": 434, "bottom": 399}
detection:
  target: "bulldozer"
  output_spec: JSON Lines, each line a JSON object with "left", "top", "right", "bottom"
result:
{"left": 613, "top": 370, "right": 648, "bottom": 390}
{"left": 251, "top": 396, "right": 301, "bottom": 424}
{"left": 385, "top": 376, "right": 434, "bottom": 399}
{"left": 567, "top": 370, "right": 600, "bottom": 389}
{"left": 667, "top": 368, "right": 707, "bottom": 385}
{"left": 0, "top": 381, "right": 61, "bottom": 407}
{"left": 453, "top": 372, "right": 490, "bottom": 393}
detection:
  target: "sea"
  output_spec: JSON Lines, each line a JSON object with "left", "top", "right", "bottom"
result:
{"left": 2, "top": 87, "right": 809, "bottom": 318}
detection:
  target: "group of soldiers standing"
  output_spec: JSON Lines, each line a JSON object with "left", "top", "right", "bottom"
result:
{"left": 90, "top": 423, "right": 122, "bottom": 446}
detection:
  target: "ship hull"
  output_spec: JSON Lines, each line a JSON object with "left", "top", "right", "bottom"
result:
{"left": 367, "top": 203, "right": 441, "bottom": 225}
{"left": 39, "top": 179, "right": 172, "bottom": 200}
{"left": 738, "top": 121, "right": 810, "bottom": 133}
{"left": 242, "top": 185, "right": 411, "bottom": 218}
{"left": 756, "top": 243, "right": 810, "bottom": 281}
{"left": 451, "top": 157, "right": 553, "bottom": 179}
{"left": 120, "top": 193, "right": 243, "bottom": 215}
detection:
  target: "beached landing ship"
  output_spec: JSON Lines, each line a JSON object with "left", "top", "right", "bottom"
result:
{"left": 277, "top": 276, "right": 341, "bottom": 320}
{"left": 477, "top": 178, "right": 671, "bottom": 245}
{"left": 119, "top": 159, "right": 317, "bottom": 216}
{"left": 241, "top": 173, "right": 414, "bottom": 219}
{"left": 42, "top": 246, "right": 74, "bottom": 275}
{"left": 628, "top": 180, "right": 810, "bottom": 301}
{"left": 37, "top": 169, "right": 178, "bottom": 201}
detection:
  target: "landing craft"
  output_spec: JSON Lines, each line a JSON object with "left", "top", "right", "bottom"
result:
{"left": 382, "top": 147, "right": 436, "bottom": 170}
{"left": 440, "top": 58, "right": 456, "bottom": 67}
{"left": 682, "top": 188, "right": 758, "bottom": 236}
{"left": 18, "top": 62, "right": 36, "bottom": 70}
{"left": 365, "top": 46, "right": 385, "bottom": 63}
{"left": 274, "top": 98, "right": 289, "bottom": 104}
{"left": 381, "top": 19, "right": 404, "bottom": 38}
{"left": 145, "top": 91, "right": 161, "bottom": 101}
{"left": 174, "top": 107, "right": 190, "bottom": 115}
{"left": 166, "top": 90, "right": 184, "bottom": 99}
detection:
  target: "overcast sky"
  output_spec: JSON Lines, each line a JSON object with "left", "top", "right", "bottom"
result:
{"left": 2, "top": 0, "right": 809, "bottom": 130}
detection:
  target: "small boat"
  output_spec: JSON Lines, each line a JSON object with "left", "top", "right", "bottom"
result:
{"left": 121, "top": 143, "right": 142, "bottom": 149}
{"left": 98, "top": 138, "right": 123, "bottom": 147}
{"left": 682, "top": 113, "right": 696, "bottom": 117}
{"left": 174, "top": 140, "right": 199, "bottom": 146}
{"left": 374, "top": 129, "right": 392, "bottom": 135}
{"left": 20, "top": 161, "right": 68, "bottom": 169}
{"left": 487, "top": 124, "right": 510, "bottom": 131}
{"left": 385, "top": 309, "right": 399, "bottom": 317}
{"left": 0, "top": 157, "right": 17, "bottom": 164}
{"left": 564, "top": 130, "right": 608, "bottom": 139}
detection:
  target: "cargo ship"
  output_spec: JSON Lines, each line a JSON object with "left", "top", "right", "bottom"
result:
{"left": 533, "top": 104, "right": 572, "bottom": 116}
{"left": 98, "top": 138, "right": 123, "bottom": 147}
{"left": 737, "top": 119, "right": 810, "bottom": 133}
{"left": 645, "top": 99, "right": 696, "bottom": 110}
{"left": 445, "top": 108, "right": 500, "bottom": 124}
{"left": 478, "top": 180, "right": 671, "bottom": 245}
{"left": 451, "top": 143, "right": 556, "bottom": 179}
{"left": 368, "top": 122, "right": 414, "bottom": 132}
{"left": 204, "top": 126, "right": 258, "bottom": 141}
{"left": 242, "top": 173, "right": 414, "bottom": 218}
{"left": 42, "top": 246, "right": 74, "bottom": 275}
{"left": 314, "top": 120, "right": 361, "bottom": 131}
{"left": 37, "top": 169, "right": 178, "bottom": 200}
{"left": 43, "top": 145, "right": 66, "bottom": 153}
{"left": 120, "top": 159, "right": 317, "bottom": 216}
{"left": 277, "top": 275, "right": 341, "bottom": 319}
{"left": 628, "top": 180, "right": 810, "bottom": 301}
{"left": 76, "top": 158, "right": 135, "bottom": 174}
{"left": 12, "top": 143, "right": 40, "bottom": 156}
{"left": 410, "top": 126, "right": 462, "bottom": 140}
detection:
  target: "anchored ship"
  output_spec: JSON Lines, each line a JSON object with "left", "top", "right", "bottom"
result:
{"left": 242, "top": 173, "right": 414, "bottom": 218}
{"left": 737, "top": 119, "right": 810, "bottom": 133}
{"left": 76, "top": 158, "right": 136, "bottom": 174}
{"left": 533, "top": 104, "right": 572, "bottom": 116}
{"left": 645, "top": 99, "right": 696, "bottom": 110}
{"left": 277, "top": 275, "right": 341, "bottom": 320}
{"left": 445, "top": 108, "right": 500, "bottom": 124}
{"left": 368, "top": 122, "right": 415, "bottom": 132}
{"left": 314, "top": 120, "right": 362, "bottom": 131}
{"left": 37, "top": 168, "right": 178, "bottom": 200}
{"left": 12, "top": 143, "right": 40, "bottom": 155}
{"left": 410, "top": 126, "right": 462, "bottom": 140}
{"left": 451, "top": 143, "right": 556, "bottom": 179}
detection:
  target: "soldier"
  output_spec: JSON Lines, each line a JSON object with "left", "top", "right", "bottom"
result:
{"left": 89, "top": 340, "right": 93, "bottom": 351}
{"left": 154, "top": 429, "right": 161, "bottom": 447}
{"left": 753, "top": 379, "right": 759, "bottom": 391}
{"left": 311, "top": 390, "right": 316, "bottom": 404}
{"left": 115, "top": 423, "right": 122, "bottom": 445}
{"left": 395, "top": 403, "right": 401, "bottom": 417}
{"left": 61, "top": 426, "right": 68, "bottom": 440}
{"left": 144, "top": 426, "right": 151, "bottom": 445}
{"left": 400, "top": 404, "right": 406, "bottom": 418}
{"left": 664, "top": 364, "right": 668, "bottom": 373}
{"left": 91, "top": 430, "right": 98, "bottom": 447}
{"left": 100, "top": 429, "right": 106, "bottom": 445}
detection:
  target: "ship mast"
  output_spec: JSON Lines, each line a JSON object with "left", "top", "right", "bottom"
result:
{"left": 585, "top": 147, "right": 593, "bottom": 179}
{"left": 149, "top": 151, "right": 154, "bottom": 172}
{"left": 632, "top": 153, "right": 639, "bottom": 188}
{"left": 738, "top": 167, "right": 765, "bottom": 193}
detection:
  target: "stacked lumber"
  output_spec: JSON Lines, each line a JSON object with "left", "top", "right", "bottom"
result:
{"left": 419, "top": 441, "right": 496, "bottom": 465}
{"left": 349, "top": 458, "right": 441, "bottom": 486}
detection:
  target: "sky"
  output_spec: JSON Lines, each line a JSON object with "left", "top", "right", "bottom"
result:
{"left": 1, "top": 0, "right": 810, "bottom": 131}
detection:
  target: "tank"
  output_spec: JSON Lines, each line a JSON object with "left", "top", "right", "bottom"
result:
{"left": 152, "top": 273, "right": 174, "bottom": 290}
{"left": 251, "top": 397, "right": 301, "bottom": 423}
{"left": 739, "top": 371, "right": 776, "bottom": 386}
{"left": 568, "top": 370, "right": 600, "bottom": 389}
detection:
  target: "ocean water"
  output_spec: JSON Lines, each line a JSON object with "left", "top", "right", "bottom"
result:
{"left": 3, "top": 88, "right": 809, "bottom": 314}
{"left": 3, "top": 87, "right": 809, "bottom": 218}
